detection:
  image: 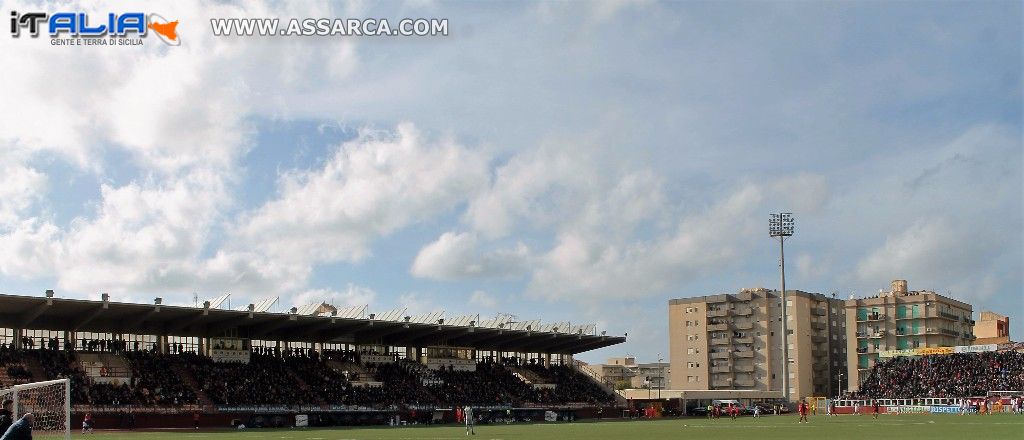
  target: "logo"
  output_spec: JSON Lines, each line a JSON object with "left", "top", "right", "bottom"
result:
{"left": 10, "top": 10, "right": 180, "bottom": 46}
{"left": 148, "top": 13, "right": 179, "bottom": 46}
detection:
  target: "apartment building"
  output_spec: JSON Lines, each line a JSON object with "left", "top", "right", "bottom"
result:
{"left": 973, "top": 311, "right": 1011, "bottom": 345}
{"left": 593, "top": 356, "right": 671, "bottom": 389}
{"left": 844, "top": 279, "right": 975, "bottom": 392}
{"left": 669, "top": 287, "right": 847, "bottom": 401}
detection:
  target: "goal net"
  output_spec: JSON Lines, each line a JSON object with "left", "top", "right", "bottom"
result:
{"left": 0, "top": 379, "right": 70, "bottom": 440}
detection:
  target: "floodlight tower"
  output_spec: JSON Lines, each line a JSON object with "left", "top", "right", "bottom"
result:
{"left": 769, "top": 212, "right": 795, "bottom": 402}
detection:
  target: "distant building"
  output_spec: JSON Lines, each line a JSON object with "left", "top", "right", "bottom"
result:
{"left": 593, "top": 356, "right": 670, "bottom": 390}
{"left": 668, "top": 287, "right": 847, "bottom": 401}
{"left": 974, "top": 311, "right": 1011, "bottom": 345}
{"left": 844, "top": 279, "right": 975, "bottom": 393}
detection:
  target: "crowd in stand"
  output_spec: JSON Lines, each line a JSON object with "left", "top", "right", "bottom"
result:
{"left": 345, "top": 361, "right": 437, "bottom": 407}
{"left": 184, "top": 352, "right": 317, "bottom": 405}
{"left": 1, "top": 342, "right": 615, "bottom": 410}
{"left": 528, "top": 364, "right": 616, "bottom": 404}
{"left": 0, "top": 345, "right": 33, "bottom": 384}
{"left": 431, "top": 361, "right": 536, "bottom": 406}
{"left": 854, "top": 351, "right": 1024, "bottom": 399}
{"left": 123, "top": 352, "right": 198, "bottom": 406}
{"left": 282, "top": 351, "right": 349, "bottom": 403}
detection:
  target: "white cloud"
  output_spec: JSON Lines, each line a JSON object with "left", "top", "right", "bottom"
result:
{"left": 0, "top": 0, "right": 366, "bottom": 301}
{"left": 468, "top": 290, "right": 497, "bottom": 308}
{"left": 794, "top": 252, "right": 831, "bottom": 280}
{"left": 0, "top": 1, "right": 361, "bottom": 174}
{"left": 527, "top": 175, "right": 829, "bottom": 302}
{"left": 236, "top": 123, "right": 489, "bottom": 266}
{"left": 54, "top": 170, "right": 226, "bottom": 294}
{"left": 410, "top": 232, "right": 530, "bottom": 280}
{"left": 0, "top": 162, "right": 47, "bottom": 228}
{"left": 465, "top": 148, "right": 601, "bottom": 239}
{"left": 293, "top": 284, "right": 377, "bottom": 309}
{"left": 396, "top": 292, "right": 435, "bottom": 315}
{"left": 854, "top": 218, "right": 1003, "bottom": 300}
{"left": 0, "top": 219, "right": 61, "bottom": 278}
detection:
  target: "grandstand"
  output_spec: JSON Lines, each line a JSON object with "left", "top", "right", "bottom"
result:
{"left": 851, "top": 349, "right": 1024, "bottom": 400}
{"left": 0, "top": 292, "right": 624, "bottom": 429}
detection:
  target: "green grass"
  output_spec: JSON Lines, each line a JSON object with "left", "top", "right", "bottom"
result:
{"left": 72, "top": 414, "right": 1024, "bottom": 440}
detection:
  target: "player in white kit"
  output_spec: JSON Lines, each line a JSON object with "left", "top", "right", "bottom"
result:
{"left": 464, "top": 406, "right": 475, "bottom": 435}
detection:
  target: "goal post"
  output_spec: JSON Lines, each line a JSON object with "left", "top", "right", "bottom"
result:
{"left": 0, "top": 379, "right": 70, "bottom": 440}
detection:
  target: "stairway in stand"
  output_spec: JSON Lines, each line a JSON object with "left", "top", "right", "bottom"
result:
{"left": 282, "top": 364, "right": 326, "bottom": 406}
{"left": 20, "top": 355, "right": 49, "bottom": 384}
{"left": 171, "top": 363, "right": 214, "bottom": 407}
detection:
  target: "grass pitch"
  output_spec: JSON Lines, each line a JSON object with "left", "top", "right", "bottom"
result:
{"left": 73, "top": 414, "right": 1024, "bottom": 440}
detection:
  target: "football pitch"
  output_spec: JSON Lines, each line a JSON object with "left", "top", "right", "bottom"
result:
{"left": 74, "top": 414, "right": 1024, "bottom": 440}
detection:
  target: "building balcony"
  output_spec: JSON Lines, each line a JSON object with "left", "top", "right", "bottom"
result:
{"left": 734, "top": 307, "right": 753, "bottom": 316}
{"left": 710, "top": 337, "right": 731, "bottom": 345}
{"left": 812, "top": 335, "right": 828, "bottom": 344}
{"left": 811, "top": 322, "right": 827, "bottom": 331}
{"left": 733, "top": 351, "right": 754, "bottom": 359}
{"left": 712, "top": 380, "right": 733, "bottom": 387}
{"left": 734, "top": 364, "right": 755, "bottom": 372}
{"left": 812, "top": 349, "right": 828, "bottom": 358}
{"left": 858, "top": 313, "right": 886, "bottom": 322}
{"left": 856, "top": 347, "right": 869, "bottom": 354}
{"left": 811, "top": 308, "right": 827, "bottom": 316}
{"left": 710, "top": 352, "right": 730, "bottom": 359}
{"left": 734, "top": 321, "right": 754, "bottom": 330}
{"left": 813, "top": 362, "right": 828, "bottom": 372}
{"left": 734, "top": 336, "right": 754, "bottom": 344}
{"left": 962, "top": 332, "right": 975, "bottom": 340}
{"left": 707, "top": 309, "right": 730, "bottom": 318}
{"left": 935, "top": 311, "right": 959, "bottom": 321}
{"left": 735, "top": 379, "right": 756, "bottom": 387}
{"left": 711, "top": 366, "right": 731, "bottom": 373}
{"left": 707, "top": 324, "right": 729, "bottom": 331}
{"left": 962, "top": 317, "right": 976, "bottom": 326}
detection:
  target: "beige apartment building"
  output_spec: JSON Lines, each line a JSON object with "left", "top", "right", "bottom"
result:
{"left": 669, "top": 287, "right": 847, "bottom": 401}
{"left": 593, "top": 356, "right": 671, "bottom": 390}
{"left": 973, "top": 311, "right": 1010, "bottom": 345}
{"left": 844, "top": 280, "right": 975, "bottom": 392}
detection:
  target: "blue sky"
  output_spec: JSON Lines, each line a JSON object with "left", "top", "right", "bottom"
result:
{"left": 0, "top": 0, "right": 1020, "bottom": 363}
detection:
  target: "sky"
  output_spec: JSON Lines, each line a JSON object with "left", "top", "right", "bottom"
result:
{"left": 0, "top": 0, "right": 1021, "bottom": 364}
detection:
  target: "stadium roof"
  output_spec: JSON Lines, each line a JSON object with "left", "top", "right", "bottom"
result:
{"left": 0, "top": 293, "right": 624, "bottom": 355}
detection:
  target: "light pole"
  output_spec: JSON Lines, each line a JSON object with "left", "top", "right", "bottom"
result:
{"left": 657, "top": 354, "right": 663, "bottom": 400}
{"left": 837, "top": 371, "right": 844, "bottom": 398}
{"left": 770, "top": 212, "right": 795, "bottom": 402}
